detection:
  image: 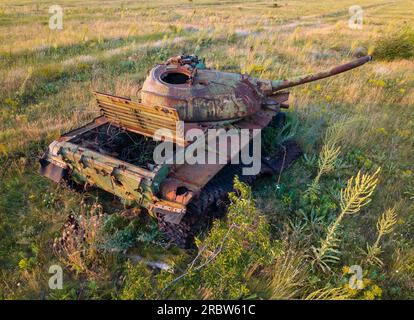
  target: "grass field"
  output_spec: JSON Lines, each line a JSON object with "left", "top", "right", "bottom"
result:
{"left": 0, "top": 0, "right": 413, "bottom": 299}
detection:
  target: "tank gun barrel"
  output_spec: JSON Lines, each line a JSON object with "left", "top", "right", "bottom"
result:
{"left": 270, "top": 55, "right": 372, "bottom": 92}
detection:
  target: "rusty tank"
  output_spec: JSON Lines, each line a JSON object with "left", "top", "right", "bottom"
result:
{"left": 39, "top": 54, "right": 372, "bottom": 247}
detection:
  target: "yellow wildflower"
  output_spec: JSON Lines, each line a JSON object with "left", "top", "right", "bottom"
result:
{"left": 349, "top": 288, "right": 359, "bottom": 296}
{"left": 364, "top": 290, "right": 375, "bottom": 300}
{"left": 248, "top": 64, "right": 264, "bottom": 73}
{"left": 0, "top": 143, "right": 7, "bottom": 155}
{"left": 376, "top": 127, "right": 388, "bottom": 135}
{"left": 376, "top": 79, "right": 385, "bottom": 87}
{"left": 372, "top": 285, "right": 382, "bottom": 297}
{"left": 397, "top": 129, "right": 411, "bottom": 139}
{"left": 18, "top": 258, "right": 28, "bottom": 270}
{"left": 368, "top": 79, "right": 386, "bottom": 87}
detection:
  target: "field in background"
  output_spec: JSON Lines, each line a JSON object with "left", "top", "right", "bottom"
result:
{"left": 0, "top": 0, "right": 413, "bottom": 299}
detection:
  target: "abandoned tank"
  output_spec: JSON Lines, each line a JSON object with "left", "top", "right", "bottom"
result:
{"left": 39, "top": 54, "right": 372, "bottom": 247}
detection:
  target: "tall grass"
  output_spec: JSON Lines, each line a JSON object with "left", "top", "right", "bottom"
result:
{"left": 267, "top": 248, "right": 308, "bottom": 299}
{"left": 374, "top": 26, "right": 414, "bottom": 61}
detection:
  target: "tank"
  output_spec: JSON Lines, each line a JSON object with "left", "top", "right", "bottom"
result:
{"left": 39, "top": 54, "right": 372, "bottom": 247}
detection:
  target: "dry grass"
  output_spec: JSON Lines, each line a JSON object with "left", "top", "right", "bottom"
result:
{"left": 267, "top": 248, "right": 308, "bottom": 299}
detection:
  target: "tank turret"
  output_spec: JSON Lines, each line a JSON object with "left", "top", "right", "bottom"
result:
{"left": 140, "top": 54, "right": 372, "bottom": 123}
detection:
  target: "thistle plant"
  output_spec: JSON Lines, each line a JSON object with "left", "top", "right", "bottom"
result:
{"left": 312, "top": 168, "right": 381, "bottom": 272}
{"left": 364, "top": 208, "right": 397, "bottom": 267}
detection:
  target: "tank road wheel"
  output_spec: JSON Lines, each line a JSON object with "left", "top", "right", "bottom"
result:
{"left": 157, "top": 139, "right": 302, "bottom": 248}
{"left": 62, "top": 175, "right": 87, "bottom": 193}
{"left": 157, "top": 165, "right": 247, "bottom": 248}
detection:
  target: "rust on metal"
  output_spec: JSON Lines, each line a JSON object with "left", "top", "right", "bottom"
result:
{"left": 270, "top": 56, "right": 372, "bottom": 92}
{"left": 58, "top": 116, "right": 109, "bottom": 142}
{"left": 140, "top": 59, "right": 264, "bottom": 122}
{"left": 158, "top": 178, "right": 195, "bottom": 205}
{"left": 94, "top": 91, "right": 187, "bottom": 146}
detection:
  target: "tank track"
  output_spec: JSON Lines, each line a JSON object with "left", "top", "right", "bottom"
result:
{"left": 157, "top": 163, "right": 256, "bottom": 248}
{"left": 157, "top": 139, "right": 302, "bottom": 248}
